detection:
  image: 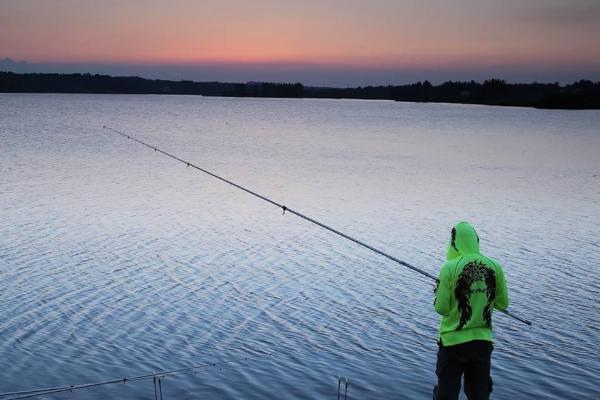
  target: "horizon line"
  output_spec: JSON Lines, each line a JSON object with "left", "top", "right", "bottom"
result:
{"left": 3, "top": 70, "right": 599, "bottom": 89}
{"left": 3, "top": 57, "right": 600, "bottom": 87}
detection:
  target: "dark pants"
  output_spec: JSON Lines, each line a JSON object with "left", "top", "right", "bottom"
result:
{"left": 433, "top": 340, "right": 493, "bottom": 400}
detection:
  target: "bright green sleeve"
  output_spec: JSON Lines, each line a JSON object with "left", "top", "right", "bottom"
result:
{"left": 434, "top": 264, "right": 452, "bottom": 316}
{"left": 494, "top": 262, "right": 509, "bottom": 311}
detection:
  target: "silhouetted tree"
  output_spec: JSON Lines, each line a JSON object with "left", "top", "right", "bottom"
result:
{"left": 1, "top": 72, "right": 598, "bottom": 109}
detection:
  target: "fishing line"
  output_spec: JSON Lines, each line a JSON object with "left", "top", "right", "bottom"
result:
{"left": 103, "top": 126, "right": 531, "bottom": 326}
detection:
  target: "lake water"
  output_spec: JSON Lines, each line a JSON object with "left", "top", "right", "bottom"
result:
{"left": 1, "top": 94, "right": 599, "bottom": 399}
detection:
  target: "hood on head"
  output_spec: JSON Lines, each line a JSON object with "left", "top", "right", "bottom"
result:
{"left": 448, "top": 221, "right": 480, "bottom": 256}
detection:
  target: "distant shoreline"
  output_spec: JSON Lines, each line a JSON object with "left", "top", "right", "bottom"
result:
{"left": 1, "top": 71, "right": 599, "bottom": 110}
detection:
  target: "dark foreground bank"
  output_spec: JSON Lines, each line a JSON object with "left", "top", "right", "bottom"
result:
{"left": 1, "top": 71, "right": 599, "bottom": 109}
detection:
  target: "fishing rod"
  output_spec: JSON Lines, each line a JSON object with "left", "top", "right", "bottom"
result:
{"left": 103, "top": 126, "right": 532, "bottom": 327}
{"left": 0, "top": 353, "right": 270, "bottom": 400}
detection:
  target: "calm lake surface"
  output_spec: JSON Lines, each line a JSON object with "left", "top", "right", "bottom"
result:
{"left": 1, "top": 94, "right": 599, "bottom": 399}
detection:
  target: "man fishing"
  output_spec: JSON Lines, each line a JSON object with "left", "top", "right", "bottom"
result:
{"left": 433, "top": 221, "right": 509, "bottom": 400}
{"left": 105, "top": 127, "right": 529, "bottom": 397}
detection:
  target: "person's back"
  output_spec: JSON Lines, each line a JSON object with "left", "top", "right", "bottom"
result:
{"left": 433, "top": 221, "right": 509, "bottom": 400}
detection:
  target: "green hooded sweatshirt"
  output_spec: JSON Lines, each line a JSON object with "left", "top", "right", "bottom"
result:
{"left": 434, "top": 221, "right": 509, "bottom": 346}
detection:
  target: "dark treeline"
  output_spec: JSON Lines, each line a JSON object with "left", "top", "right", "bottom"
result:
{"left": 1, "top": 71, "right": 599, "bottom": 109}
{"left": 308, "top": 79, "right": 600, "bottom": 109}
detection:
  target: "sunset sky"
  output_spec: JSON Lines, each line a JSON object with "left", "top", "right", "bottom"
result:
{"left": 1, "top": 0, "right": 599, "bottom": 86}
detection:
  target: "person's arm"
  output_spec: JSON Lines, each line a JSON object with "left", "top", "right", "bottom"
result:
{"left": 434, "top": 264, "right": 452, "bottom": 316}
{"left": 494, "top": 262, "right": 509, "bottom": 311}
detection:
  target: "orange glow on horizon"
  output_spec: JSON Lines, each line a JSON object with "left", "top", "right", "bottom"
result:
{"left": 2, "top": 0, "right": 599, "bottom": 73}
